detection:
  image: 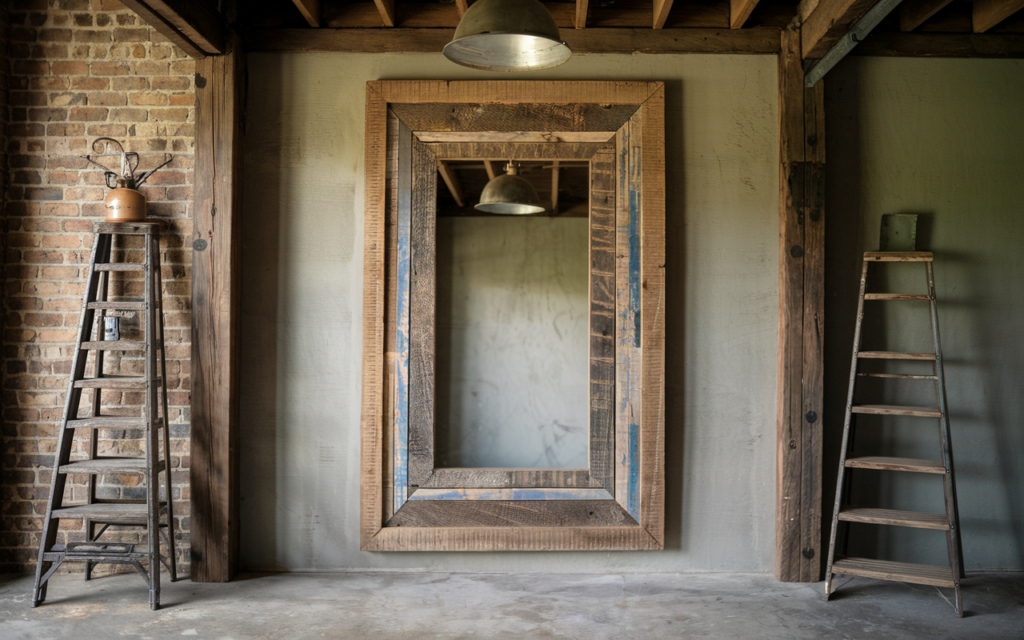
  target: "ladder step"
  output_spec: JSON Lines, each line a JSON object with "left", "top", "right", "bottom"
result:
{"left": 86, "top": 301, "right": 145, "bottom": 310}
{"left": 51, "top": 502, "right": 166, "bottom": 522}
{"left": 852, "top": 404, "right": 942, "bottom": 418}
{"left": 863, "top": 293, "right": 931, "bottom": 301}
{"left": 66, "top": 416, "right": 161, "bottom": 430}
{"left": 838, "top": 507, "right": 950, "bottom": 530}
{"left": 81, "top": 340, "right": 146, "bottom": 351}
{"left": 75, "top": 376, "right": 160, "bottom": 390}
{"left": 857, "top": 373, "right": 938, "bottom": 380}
{"left": 858, "top": 351, "right": 935, "bottom": 361}
{"left": 863, "top": 251, "right": 934, "bottom": 263}
{"left": 59, "top": 458, "right": 164, "bottom": 475}
{"left": 846, "top": 456, "right": 946, "bottom": 474}
{"left": 832, "top": 557, "right": 954, "bottom": 588}
{"left": 94, "top": 263, "right": 144, "bottom": 272}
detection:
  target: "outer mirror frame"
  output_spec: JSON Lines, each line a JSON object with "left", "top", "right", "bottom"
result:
{"left": 361, "top": 80, "right": 665, "bottom": 551}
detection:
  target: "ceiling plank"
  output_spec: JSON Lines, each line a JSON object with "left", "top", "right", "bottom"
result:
{"left": 437, "top": 161, "right": 465, "bottom": 208}
{"left": 291, "top": 0, "right": 321, "bottom": 27}
{"left": 973, "top": 0, "right": 1024, "bottom": 32}
{"left": 898, "top": 0, "right": 954, "bottom": 30}
{"left": 653, "top": 0, "right": 675, "bottom": 28}
{"left": 730, "top": 0, "right": 762, "bottom": 28}
{"left": 802, "top": 0, "right": 881, "bottom": 58}
{"left": 457, "top": 0, "right": 469, "bottom": 17}
{"left": 577, "top": 0, "right": 589, "bottom": 28}
{"left": 245, "top": 27, "right": 782, "bottom": 54}
{"left": 374, "top": 0, "right": 397, "bottom": 27}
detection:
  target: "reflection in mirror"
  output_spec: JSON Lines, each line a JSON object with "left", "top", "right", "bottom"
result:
{"left": 434, "top": 160, "right": 590, "bottom": 468}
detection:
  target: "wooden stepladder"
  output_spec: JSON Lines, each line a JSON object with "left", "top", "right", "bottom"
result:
{"left": 32, "top": 221, "right": 177, "bottom": 611}
{"left": 825, "top": 251, "right": 964, "bottom": 616}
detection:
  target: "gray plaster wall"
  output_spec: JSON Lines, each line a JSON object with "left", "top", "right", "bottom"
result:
{"left": 240, "top": 53, "right": 780, "bottom": 572}
{"left": 824, "top": 58, "right": 1024, "bottom": 570}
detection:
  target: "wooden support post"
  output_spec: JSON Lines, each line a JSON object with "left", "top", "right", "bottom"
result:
{"left": 776, "top": 23, "right": 825, "bottom": 583}
{"left": 191, "top": 34, "right": 245, "bottom": 583}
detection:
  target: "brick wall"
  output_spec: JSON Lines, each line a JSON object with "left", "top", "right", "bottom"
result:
{"left": 1, "top": 0, "right": 194, "bottom": 573}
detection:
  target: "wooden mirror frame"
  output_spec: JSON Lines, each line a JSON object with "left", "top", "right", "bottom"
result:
{"left": 361, "top": 81, "right": 665, "bottom": 551}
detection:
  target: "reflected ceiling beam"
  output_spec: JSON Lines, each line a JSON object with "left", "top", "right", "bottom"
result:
{"left": 802, "top": 0, "right": 883, "bottom": 58}
{"left": 484, "top": 160, "right": 497, "bottom": 180}
{"left": 973, "top": 0, "right": 1024, "bottom": 32}
{"left": 576, "top": 0, "right": 589, "bottom": 28}
{"left": 291, "top": 0, "right": 321, "bottom": 27}
{"left": 653, "top": 0, "right": 675, "bottom": 28}
{"left": 898, "top": 0, "right": 954, "bottom": 30}
{"left": 438, "top": 161, "right": 465, "bottom": 207}
{"left": 374, "top": 0, "right": 397, "bottom": 26}
{"left": 730, "top": 0, "right": 762, "bottom": 28}
{"left": 120, "top": 0, "right": 225, "bottom": 58}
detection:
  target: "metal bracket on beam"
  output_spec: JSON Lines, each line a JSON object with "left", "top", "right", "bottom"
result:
{"left": 804, "top": 0, "right": 905, "bottom": 87}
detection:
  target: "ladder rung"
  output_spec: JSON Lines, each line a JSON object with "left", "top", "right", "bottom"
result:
{"left": 66, "top": 416, "right": 161, "bottom": 430}
{"left": 838, "top": 507, "right": 949, "bottom": 530}
{"left": 75, "top": 376, "right": 160, "bottom": 390}
{"left": 863, "top": 252, "right": 934, "bottom": 263}
{"left": 852, "top": 404, "right": 942, "bottom": 418}
{"left": 845, "top": 456, "right": 946, "bottom": 474}
{"left": 86, "top": 301, "right": 145, "bottom": 310}
{"left": 857, "top": 373, "right": 938, "bottom": 380}
{"left": 51, "top": 502, "right": 166, "bottom": 522}
{"left": 863, "top": 293, "right": 931, "bottom": 301}
{"left": 832, "top": 557, "right": 954, "bottom": 588}
{"left": 81, "top": 340, "right": 146, "bottom": 351}
{"left": 857, "top": 351, "right": 935, "bottom": 361}
{"left": 59, "top": 458, "right": 164, "bottom": 475}
{"left": 94, "top": 263, "right": 144, "bottom": 272}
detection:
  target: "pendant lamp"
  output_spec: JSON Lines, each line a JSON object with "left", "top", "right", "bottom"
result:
{"left": 443, "top": 0, "right": 572, "bottom": 72}
{"left": 475, "top": 163, "right": 545, "bottom": 214}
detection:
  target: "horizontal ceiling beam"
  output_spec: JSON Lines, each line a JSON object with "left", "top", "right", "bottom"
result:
{"left": 121, "top": 0, "right": 225, "bottom": 58}
{"left": 244, "top": 27, "right": 783, "bottom": 54}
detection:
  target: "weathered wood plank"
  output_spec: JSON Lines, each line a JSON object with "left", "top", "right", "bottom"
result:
{"left": 415, "top": 131, "right": 615, "bottom": 143}
{"left": 407, "top": 488, "right": 614, "bottom": 501}
{"left": 802, "top": 0, "right": 880, "bottom": 59}
{"left": 245, "top": 28, "right": 782, "bottom": 55}
{"left": 190, "top": 35, "right": 244, "bottom": 582}
{"left": 388, "top": 501, "right": 634, "bottom": 528}
{"left": 374, "top": 0, "right": 397, "bottom": 27}
{"left": 290, "top": 0, "right": 321, "bottom": 27}
{"left": 973, "top": 0, "right": 1024, "bottom": 32}
{"left": 391, "top": 103, "right": 640, "bottom": 134}
{"left": 383, "top": 109, "right": 401, "bottom": 521}
{"left": 393, "top": 121, "right": 413, "bottom": 513}
{"left": 429, "top": 142, "right": 606, "bottom": 161}
{"left": 422, "top": 468, "right": 600, "bottom": 488}
{"left": 730, "top": 0, "right": 762, "bottom": 28}
{"left": 408, "top": 140, "right": 438, "bottom": 488}
{"left": 590, "top": 146, "right": 618, "bottom": 492}
{"left": 366, "top": 525, "right": 659, "bottom": 550}
{"left": 898, "top": 0, "right": 955, "bottom": 31}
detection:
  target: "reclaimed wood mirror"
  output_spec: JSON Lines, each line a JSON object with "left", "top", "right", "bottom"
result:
{"left": 361, "top": 80, "right": 665, "bottom": 551}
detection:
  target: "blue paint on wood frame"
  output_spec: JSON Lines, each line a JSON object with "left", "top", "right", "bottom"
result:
{"left": 628, "top": 189, "right": 642, "bottom": 348}
{"left": 628, "top": 422, "right": 640, "bottom": 519}
{"left": 393, "top": 123, "right": 413, "bottom": 514}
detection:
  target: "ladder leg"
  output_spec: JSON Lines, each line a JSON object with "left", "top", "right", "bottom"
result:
{"left": 32, "top": 233, "right": 111, "bottom": 607}
{"left": 826, "top": 259, "right": 870, "bottom": 599}
{"left": 84, "top": 261, "right": 110, "bottom": 582}
{"left": 144, "top": 232, "right": 161, "bottom": 610}
{"left": 152, "top": 235, "right": 178, "bottom": 582}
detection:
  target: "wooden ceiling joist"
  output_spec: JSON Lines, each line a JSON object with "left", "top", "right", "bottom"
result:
{"left": 801, "top": 0, "right": 881, "bottom": 58}
{"left": 576, "top": 0, "right": 590, "bottom": 28}
{"left": 457, "top": 0, "right": 470, "bottom": 18}
{"left": 730, "top": 0, "right": 762, "bottom": 29}
{"left": 898, "top": 0, "right": 955, "bottom": 31}
{"left": 374, "top": 0, "right": 398, "bottom": 27}
{"left": 973, "top": 0, "right": 1024, "bottom": 32}
{"left": 291, "top": 0, "right": 322, "bottom": 28}
{"left": 438, "top": 161, "right": 465, "bottom": 207}
{"left": 121, "top": 0, "right": 225, "bottom": 58}
{"left": 653, "top": 0, "right": 675, "bottom": 29}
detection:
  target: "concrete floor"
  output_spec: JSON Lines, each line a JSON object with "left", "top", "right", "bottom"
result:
{"left": 0, "top": 571, "right": 1020, "bottom": 639}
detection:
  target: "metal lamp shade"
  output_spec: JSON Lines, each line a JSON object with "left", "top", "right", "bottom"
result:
{"left": 443, "top": 0, "right": 572, "bottom": 71}
{"left": 475, "top": 173, "right": 545, "bottom": 214}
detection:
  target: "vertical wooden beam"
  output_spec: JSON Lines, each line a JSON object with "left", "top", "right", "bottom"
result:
{"left": 653, "top": 0, "right": 675, "bottom": 28}
{"left": 776, "top": 23, "right": 824, "bottom": 583}
{"left": 191, "top": 34, "right": 245, "bottom": 583}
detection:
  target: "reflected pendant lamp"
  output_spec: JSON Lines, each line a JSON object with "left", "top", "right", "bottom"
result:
{"left": 475, "top": 163, "right": 545, "bottom": 214}
{"left": 443, "top": 0, "right": 572, "bottom": 71}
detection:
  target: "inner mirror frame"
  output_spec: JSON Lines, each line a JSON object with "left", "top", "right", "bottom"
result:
{"left": 361, "top": 80, "right": 665, "bottom": 551}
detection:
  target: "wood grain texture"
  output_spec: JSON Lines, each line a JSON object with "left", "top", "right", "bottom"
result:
{"left": 731, "top": 0, "right": 762, "bottom": 28}
{"left": 801, "top": 0, "right": 880, "bottom": 59}
{"left": 371, "top": 81, "right": 663, "bottom": 107}
{"left": 374, "top": 0, "right": 397, "bottom": 27}
{"left": 415, "top": 132, "right": 615, "bottom": 143}
{"left": 391, "top": 103, "right": 640, "bottom": 134}
{"left": 589, "top": 146, "right": 618, "bottom": 492}
{"left": 863, "top": 251, "right": 933, "bottom": 262}
{"left": 422, "top": 468, "right": 600, "bottom": 489}
{"left": 775, "top": 25, "right": 824, "bottom": 583}
{"left": 125, "top": 0, "right": 225, "bottom": 55}
{"left": 898, "top": 0, "right": 955, "bottom": 31}
{"left": 407, "top": 488, "right": 614, "bottom": 501}
{"left": 429, "top": 142, "right": 607, "bottom": 161}
{"left": 290, "top": 0, "right": 321, "bottom": 27}
{"left": 853, "top": 32, "right": 1024, "bottom": 57}
{"left": 393, "top": 121, "right": 412, "bottom": 513}
{"left": 383, "top": 110, "right": 401, "bottom": 521}
{"left": 408, "top": 140, "right": 438, "bottom": 487}
{"left": 388, "top": 501, "right": 632, "bottom": 527}
{"left": 973, "top": 0, "right": 1024, "bottom": 32}
{"left": 245, "top": 28, "right": 782, "bottom": 54}
{"left": 190, "top": 35, "right": 244, "bottom": 582}
{"left": 653, "top": 0, "right": 676, "bottom": 28}
{"left": 831, "top": 557, "right": 954, "bottom": 587}
{"left": 457, "top": 0, "right": 469, "bottom": 18}
{"left": 367, "top": 525, "right": 658, "bottom": 550}
{"left": 577, "top": 0, "right": 590, "bottom": 28}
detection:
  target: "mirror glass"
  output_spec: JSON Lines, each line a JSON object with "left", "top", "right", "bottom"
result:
{"left": 434, "top": 160, "right": 590, "bottom": 468}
